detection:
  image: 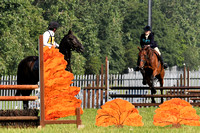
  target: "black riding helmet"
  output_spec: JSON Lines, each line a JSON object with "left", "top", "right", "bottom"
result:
{"left": 143, "top": 25, "right": 151, "bottom": 31}
{"left": 48, "top": 21, "right": 59, "bottom": 30}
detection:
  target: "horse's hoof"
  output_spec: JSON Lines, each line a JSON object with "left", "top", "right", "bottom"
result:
{"left": 152, "top": 89, "right": 157, "bottom": 94}
{"left": 142, "top": 80, "right": 147, "bottom": 85}
{"left": 152, "top": 99, "right": 156, "bottom": 103}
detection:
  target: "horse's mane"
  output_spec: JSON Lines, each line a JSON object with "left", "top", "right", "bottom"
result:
{"left": 142, "top": 46, "right": 154, "bottom": 61}
{"left": 59, "top": 35, "right": 70, "bottom": 55}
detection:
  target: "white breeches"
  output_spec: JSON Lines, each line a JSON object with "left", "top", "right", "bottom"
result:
{"left": 154, "top": 47, "right": 161, "bottom": 55}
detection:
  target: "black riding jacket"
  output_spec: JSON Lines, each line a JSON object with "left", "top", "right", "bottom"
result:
{"left": 140, "top": 32, "right": 157, "bottom": 48}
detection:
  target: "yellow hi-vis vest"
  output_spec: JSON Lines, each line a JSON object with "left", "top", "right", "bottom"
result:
{"left": 47, "top": 30, "right": 55, "bottom": 44}
{"left": 47, "top": 36, "right": 55, "bottom": 44}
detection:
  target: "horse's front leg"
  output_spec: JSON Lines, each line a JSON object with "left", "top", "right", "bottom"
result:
{"left": 150, "top": 74, "right": 156, "bottom": 103}
{"left": 15, "top": 90, "right": 21, "bottom": 96}
{"left": 150, "top": 87, "right": 156, "bottom": 103}
{"left": 146, "top": 75, "right": 155, "bottom": 103}
{"left": 140, "top": 69, "right": 147, "bottom": 85}
{"left": 150, "top": 74, "right": 156, "bottom": 94}
{"left": 159, "top": 76, "right": 164, "bottom": 103}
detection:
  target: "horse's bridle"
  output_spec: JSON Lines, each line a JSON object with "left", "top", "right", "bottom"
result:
{"left": 139, "top": 54, "right": 149, "bottom": 70}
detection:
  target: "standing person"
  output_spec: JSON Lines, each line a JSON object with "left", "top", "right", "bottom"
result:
{"left": 43, "top": 21, "right": 59, "bottom": 48}
{"left": 134, "top": 25, "right": 168, "bottom": 71}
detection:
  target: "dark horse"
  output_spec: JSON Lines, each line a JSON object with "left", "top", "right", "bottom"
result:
{"left": 138, "top": 46, "right": 165, "bottom": 103}
{"left": 15, "top": 30, "right": 84, "bottom": 109}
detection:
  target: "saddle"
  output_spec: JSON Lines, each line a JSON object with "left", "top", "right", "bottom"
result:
{"left": 152, "top": 49, "right": 161, "bottom": 62}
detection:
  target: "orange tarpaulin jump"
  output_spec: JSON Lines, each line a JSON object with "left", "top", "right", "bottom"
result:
{"left": 153, "top": 98, "right": 200, "bottom": 128}
{"left": 43, "top": 46, "right": 83, "bottom": 120}
{"left": 96, "top": 98, "right": 144, "bottom": 127}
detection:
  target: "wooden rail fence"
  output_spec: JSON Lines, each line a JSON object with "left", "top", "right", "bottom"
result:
{"left": 82, "top": 57, "right": 109, "bottom": 109}
{"left": 0, "top": 85, "right": 39, "bottom": 121}
{"left": 109, "top": 67, "right": 200, "bottom": 107}
{"left": 81, "top": 64, "right": 200, "bottom": 108}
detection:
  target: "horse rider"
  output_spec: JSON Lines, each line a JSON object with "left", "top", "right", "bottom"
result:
{"left": 43, "top": 21, "right": 59, "bottom": 48}
{"left": 32, "top": 21, "right": 59, "bottom": 71}
{"left": 134, "top": 25, "right": 168, "bottom": 71}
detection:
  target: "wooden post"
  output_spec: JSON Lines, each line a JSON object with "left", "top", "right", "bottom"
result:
{"left": 96, "top": 75, "right": 99, "bottom": 108}
{"left": 180, "top": 74, "right": 183, "bottom": 86}
{"left": 187, "top": 67, "right": 189, "bottom": 87}
{"left": 184, "top": 66, "right": 186, "bottom": 87}
{"left": 101, "top": 64, "right": 104, "bottom": 106}
{"left": 39, "top": 35, "right": 45, "bottom": 127}
{"left": 83, "top": 88, "right": 86, "bottom": 109}
{"left": 177, "top": 80, "right": 179, "bottom": 87}
{"left": 92, "top": 81, "right": 95, "bottom": 108}
{"left": 87, "top": 87, "right": 90, "bottom": 108}
{"left": 76, "top": 107, "right": 81, "bottom": 128}
{"left": 105, "top": 57, "right": 108, "bottom": 102}
{"left": 187, "top": 67, "right": 190, "bottom": 102}
{"left": 183, "top": 66, "right": 186, "bottom": 100}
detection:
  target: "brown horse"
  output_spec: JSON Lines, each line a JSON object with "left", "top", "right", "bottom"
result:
{"left": 15, "top": 30, "right": 84, "bottom": 109}
{"left": 138, "top": 46, "right": 165, "bottom": 103}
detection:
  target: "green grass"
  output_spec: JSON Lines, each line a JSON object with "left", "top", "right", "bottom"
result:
{"left": 1, "top": 107, "right": 200, "bottom": 133}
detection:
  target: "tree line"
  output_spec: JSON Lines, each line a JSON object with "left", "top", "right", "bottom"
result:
{"left": 1, "top": 0, "right": 200, "bottom": 76}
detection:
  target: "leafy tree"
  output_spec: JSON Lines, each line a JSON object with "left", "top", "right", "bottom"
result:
{"left": 0, "top": 0, "right": 46, "bottom": 75}
{"left": 1, "top": 0, "right": 200, "bottom": 75}
{"left": 122, "top": 2, "right": 148, "bottom": 69}
{"left": 96, "top": 1, "right": 126, "bottom": 73}
{"left": 35, "top": 0, "right": 88, "bottom": 74}
{"left": 154, "top": 0, "right": 200, "bottom": 68}
{"left": 124, "top": 42, "right": 139, "bottom": 68}
{"left": 183, "top": 45, "right": 200, "bottom": 70}
{"left": 71, "top": 52, "right": 86, "bottom": 75}
{"left": 85, "top": 56, "right": 101, "bottom": 74}
{"left": 74, "top": 1, "right": 101, "bottom": 74}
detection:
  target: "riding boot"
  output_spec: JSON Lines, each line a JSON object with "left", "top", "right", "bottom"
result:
{"left": 159, "top": 55, "right": 168, "bottom": 69}
{"left": 142, "top": 79, "right": 147, "bottom": 85}
{"left": 134, "top": 55, "right": 140, "bottom": 71}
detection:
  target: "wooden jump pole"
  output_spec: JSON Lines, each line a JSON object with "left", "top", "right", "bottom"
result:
{"left": 39, "top": 35, "right": 45, "bottom": 127}
{"left": 39, "top": 35, "right": 82, "bottom": 128}
{"left": 0, "top": 85, "right": 38, "bottom": 90}
{"left": 0, "top": 85, "right": 39, "bottom": 101}
{"left": 0, "top": 96, "right": 38, "bottom": 101}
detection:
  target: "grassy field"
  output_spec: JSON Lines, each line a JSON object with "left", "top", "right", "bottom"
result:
{"left": 1, "top": 107, "right": 200, "bottom": 133}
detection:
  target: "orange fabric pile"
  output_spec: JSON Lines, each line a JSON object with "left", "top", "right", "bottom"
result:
{"left": 153, "top": 98, "right": 200, "bottom": 127}
{"left": 95, "top": 98, "right": 144, "bottom": 127}
{"left": 43, "top": 46, "right": 83, "bottom": 120}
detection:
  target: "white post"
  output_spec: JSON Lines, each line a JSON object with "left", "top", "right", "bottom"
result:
{"left": 148, "top": 0, "right": 152, "bottom": 27}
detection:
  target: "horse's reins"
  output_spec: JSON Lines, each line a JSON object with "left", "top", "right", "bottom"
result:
{"left": 140, "top": 47, "right": 155, "bottom": 69}
{"left": 146, "top": 48, "right": 161, "bottom": 69}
